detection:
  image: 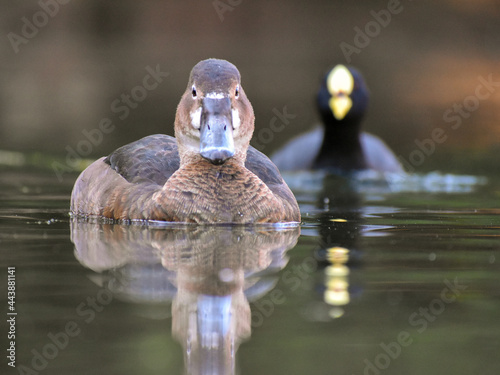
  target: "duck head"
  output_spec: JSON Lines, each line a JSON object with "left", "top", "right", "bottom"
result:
{"left": 175, "top": 59, "right": 255, "bottom": 166}
{"left": 316, "top": 64, "right": 369, "bottom": 126}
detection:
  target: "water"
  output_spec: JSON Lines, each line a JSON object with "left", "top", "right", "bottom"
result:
{"left": 1, "top": 163, "right": 499, "bottom": 375}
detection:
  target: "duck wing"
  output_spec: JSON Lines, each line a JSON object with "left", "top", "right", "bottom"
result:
{"left": 270, "top": 127, "right": 323, "bottom": 172}
{"left": 105, "top": 134, "right": 180, "bottom": 186}
{"left": 104, "top": 136, "right": 297, "bottom": 214}
{"left": 360, "top": 132, "right": 404, "bottom": 174}
{"left": 246, "top": 146, "right": 283, "bottom": 185}
{"left": 246, "top": 146, "right": 300, "bottom": 221}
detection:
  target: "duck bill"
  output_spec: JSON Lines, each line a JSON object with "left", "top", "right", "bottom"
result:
{"left": 329, "top": 95, "right": 352, "bottom": 120}
{"left": 200, "top": 97, "right": 235, "bottom": 165}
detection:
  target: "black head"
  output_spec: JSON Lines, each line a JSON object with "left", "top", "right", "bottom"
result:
{"left": 316, "top": 65, "right": 369, "bottom": 127}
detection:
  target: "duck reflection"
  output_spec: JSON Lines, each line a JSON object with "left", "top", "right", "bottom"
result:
{"left": 71, "top": 220, "right": 299, "bottom": 375}
{"left": 310, "top": 174, "right": 365, "bottom": 319}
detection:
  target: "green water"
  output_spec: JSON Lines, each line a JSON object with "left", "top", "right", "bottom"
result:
{"left": 1, "top": 165, "right": 499, "bottom": 375}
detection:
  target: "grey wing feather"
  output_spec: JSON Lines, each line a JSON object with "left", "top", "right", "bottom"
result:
{"left": 246, "top": 146, "right": 298, "bottom": 218}
{"left": 105, "top": 134, "right": 180, "bottom": 185}
{"left": 246, "top": 146, "right": 284, "bottom": 186}
{"left": 270, "top": 127, "right": 324, "bottom": 172}
{"left": 360, "top": 132, "right": 404, "bottom": 173}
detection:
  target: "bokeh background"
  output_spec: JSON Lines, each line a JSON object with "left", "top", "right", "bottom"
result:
{"left": 1, "top": 0, "right": 499, "bottom": 174}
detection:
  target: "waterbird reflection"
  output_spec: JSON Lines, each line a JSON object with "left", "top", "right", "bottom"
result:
{"left": 309, "top": 209, "right": 364, "bottom": 321}
{"left": 71, "top": 220, "right": 299, "bottom": 375}
{"left": 305, "top": 175, "right": 368, "bottom": 320}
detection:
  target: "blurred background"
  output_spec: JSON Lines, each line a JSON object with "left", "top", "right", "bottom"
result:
{"left": 1, "top": 0, "right": 499, "bottom": 174}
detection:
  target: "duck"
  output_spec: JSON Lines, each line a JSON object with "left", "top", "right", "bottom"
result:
{"left": 71, "top": 59, "right": 300, "bottom": 224}
{"left": 271, "top": 64, "right": 404, "bottom": 174}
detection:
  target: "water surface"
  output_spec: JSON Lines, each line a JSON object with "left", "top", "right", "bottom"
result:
{"left": 1, "top": 165, "right": 499, "bottom": 375}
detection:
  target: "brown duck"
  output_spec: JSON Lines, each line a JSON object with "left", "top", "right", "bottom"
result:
{"left": 71, "top": 59, "right": 300, "bottom": 224}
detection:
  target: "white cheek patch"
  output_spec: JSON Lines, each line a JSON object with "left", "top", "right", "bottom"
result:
{"left": 205, "top": 92, "right": 226, "bottom": 99}
{"left": 232, "top": 108, "right": 240, "bottom": 129}
{"left": 190, "top": 106, "right": 202, "bottom": 129}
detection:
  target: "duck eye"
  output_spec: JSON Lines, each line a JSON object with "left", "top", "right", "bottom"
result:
{"left": 192, "top": 86, "right": 197, "bottom": 98}
{"left": 235, "top": 85, "right": 239, "bottom": 98}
